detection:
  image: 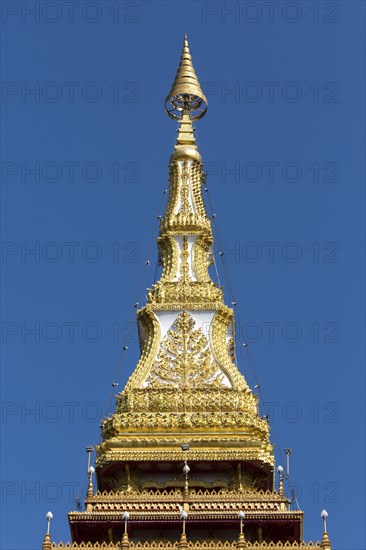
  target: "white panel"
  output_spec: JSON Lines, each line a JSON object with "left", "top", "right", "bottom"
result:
{"left": 174, "top": 235, "right": 183, "bottom": 281}
{"left": 155, "top": 310, "right": 215, "bottom": 339}
{"left": 187, "top": 235, "right": 197, "bottom": 280}
{"left": 156, "top": 310, "right": 180, "bottom": 339}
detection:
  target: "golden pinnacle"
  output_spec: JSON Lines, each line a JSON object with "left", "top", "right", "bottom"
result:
{"left": 165, "top": 34, "right": 208, "bottom": 121}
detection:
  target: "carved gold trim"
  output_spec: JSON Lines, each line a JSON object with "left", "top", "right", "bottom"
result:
{"left": 124, "top": 307, "right": 161, "bottom": 391}
{"left": 148, "top": 282, "right": 223, "bottom": 308}
{"left": 164, "top": 161, "right": 181, "bottom": 221}
{"left": 117, "top": 388, "right": 259, "bottom": 413}
{"left": 192, "top": 235, "right": 212, "bottom": 283}
{"left": 103, "top": 410, "right": 269, "bottom": 433}
{"left": 51, "top": 541, "right": 322, "bottom": 549}
{"left": 190, "top": 160, "right": 207, "bottom": 219}
{"left": 97, "top": 449, "right": 274, "bottom": 466}
{"left": 87, "top": 487, "right": 288, "bottom": 504}
{"left": 210, "top": 308, "right": 252, "bottom": 395}
{"left": 144, "top": 312, "right": 225, "bottom": 390}
{"left": 157, "top": 235, "right": 179, "bottom": 282}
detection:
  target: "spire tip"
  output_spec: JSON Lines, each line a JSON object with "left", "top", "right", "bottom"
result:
{"left": 165, "top": 35, "right": 208, "bottom": 121}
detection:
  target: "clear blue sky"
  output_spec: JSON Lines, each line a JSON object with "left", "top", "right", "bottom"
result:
{"left": 1, "top": 2, "right": 365, "bottom": 549}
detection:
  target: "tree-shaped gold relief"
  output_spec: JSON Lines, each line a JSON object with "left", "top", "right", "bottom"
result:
{"left": 144, "top": 311, "right": 226, "bottom": 389}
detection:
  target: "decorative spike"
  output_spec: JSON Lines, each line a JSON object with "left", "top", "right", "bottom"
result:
{"left": 321, "top": 531, "right": 332, "bottom": 549}
{"left": 42, "top": 512, "right": 53, "bottom": 550}
{"left": 121, "top": 532, "right": 130, "bottom": 549}
{"left": 165, "top": 34, "right": 208, "bottom": 121}
{"left": 41, "top": 533, "right": 51, "bottom": 550}
{"left": 320, "top": 510, "right": 332, "bottom": 549}
{"left": 87, "top": 476, "right": 93, "bottom": 500}
{"left": 278, "top": 466, "right": 285, "bottom": 497}
{"left": 278, "top": 470, "right": 287, "bottom": 511}
{"left": 178, "top": 532, "right": 188, "bottom": 549}
{"left": 85, "top": 468, "right": 94, "bottom": 512}
{"left": 237, "top": 532, "right": 247, "bottom": 548}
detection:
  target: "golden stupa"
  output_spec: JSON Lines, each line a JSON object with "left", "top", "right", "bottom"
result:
{"left": 42, "top": 35, "right": 332, "bottom": 550}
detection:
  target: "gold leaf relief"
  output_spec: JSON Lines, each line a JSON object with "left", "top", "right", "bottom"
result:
{"left": 144, "top": 311, "right": 225, "bottom": 389}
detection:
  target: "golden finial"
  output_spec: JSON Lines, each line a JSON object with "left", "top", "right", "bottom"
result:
{"left": 165, "top": 34, "right": 208, "bottom": 121}
{"left": 121, "top": 532, "right": 130, "bottom": 549}
{"left": 179, "top": 508, "right": 188, "bottom": 549}
{"left": 277, "top": 465, "right": 285, "bottom": 497}
{"left": 183, "top": 460, "right": 190, "bottom": 498}
{"left": 320, "top": 510, "right": 332, "bottom": 549}
{"left": 237, "top": 511, "right": 247, "bottom": 548}
{"left": 42, "top": 534, "right": 51, "bottom": 550}
{"left": 87, "top": 466, "right": 94, "bottom": 495}
{"left": 42, "top": 512, "right": 53, "bottom": 550}
{"left": 179, "top": 532, "right": 188, "bottom": 549}
{"left": 277, "top": 465, "right": 288, "bottom": 511}
{"left": 85, "top": 446, "right": 95, "bottom": 512}
{"left": 121, "top": 511, "right": 130, "bottom": 548}
{"left": 85, "top": 465, "right": 95, "bottom": 512}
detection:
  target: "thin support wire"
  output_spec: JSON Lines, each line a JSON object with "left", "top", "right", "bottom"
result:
{"left": 96, "top": 189, "right": 168, "bottom": 445}
{"left": 202, "top": 174, "right": 287, "bottom": 469}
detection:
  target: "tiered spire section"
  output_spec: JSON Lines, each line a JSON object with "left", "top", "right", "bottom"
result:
{"left": 98, "top": 35, "right": 271, "bottom": 467}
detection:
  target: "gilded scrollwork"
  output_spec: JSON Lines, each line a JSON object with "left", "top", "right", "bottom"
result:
{"left": 123, "top": 307, "right": 161, "bottom": 392}
{"left": 160, "top": 160, "right": 212, "bottom": 237}
{"left": 104, "top": 467, "right": 141, "bottom": 492}
{"left": 148, "top": 281, "right": 223, "bottom": 307}
{"left": 144, "top": 311, "right": 224, "bottom": 390}
{"left": 87, "top": 487, "right": 287, "bottom": 504}
{"left": 192, "top": 234, "right": 212, "bottom": 282}
{"left": 157, "top": 235, "right": 179, "bottom": 282}
{"left": 119, "top": 388, "right": 256, "bottom": 413}
{"left": 103, "top": 409, "right": 269, "bottom": 435}
{"left": 178, "top": 161, "right": 191, "bottom": 216}
{"left": 189, "top": 160, "right": 207, "bottom": 219}
{"left": 179, "top": 236, "right": 190, "bottom": 281}
{"left": 163, "top": 161, "right": 181, "bottom": 222}
{"left": 210, "top": 307, "right": 254, "bottom": 395}
{"left": 98, "top": 448, "right": 274, "bottom": 466}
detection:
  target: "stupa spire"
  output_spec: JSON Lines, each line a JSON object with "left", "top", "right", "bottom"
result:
{"left": 99, "top": 33, "right": 268, "bottom": 469}
{"left": 43, "top": 36, "right": 329, "bottom": 550}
